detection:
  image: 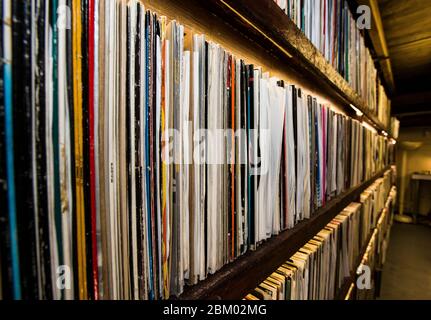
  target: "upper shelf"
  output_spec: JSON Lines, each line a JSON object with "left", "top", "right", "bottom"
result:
{"left": 202, "top": 0, "right": 393, "bottom": 136}
{"left": 354, "top": 0, "right": 396, "bottom": 95}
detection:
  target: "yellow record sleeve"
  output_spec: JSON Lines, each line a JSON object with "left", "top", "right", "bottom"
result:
{"left": 72, "top": 0, "right": 88, "bottom": 300}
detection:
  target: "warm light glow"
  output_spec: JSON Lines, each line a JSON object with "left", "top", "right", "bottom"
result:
{"left": 350, "top": 104, "right": 363, "bottom": 117}
{"left": 220, "top": 0, "right": 293, "bottom": 59}
{"left": 361, "top": 120, "right": 377, "bottom": 133}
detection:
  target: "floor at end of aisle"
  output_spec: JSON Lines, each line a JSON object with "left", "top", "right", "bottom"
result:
{"left": 379, "top": 222, "right": 431, "bottom": 300}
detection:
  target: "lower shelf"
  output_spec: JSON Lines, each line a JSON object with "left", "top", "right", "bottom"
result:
{"left": 335, "top": 188, "right": 394, "bottom": 300}
{"left": 178, "top": 165, "right": 392, "bottom": 300}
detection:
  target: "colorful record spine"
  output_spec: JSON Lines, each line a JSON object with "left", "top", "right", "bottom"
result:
{"left": 51, "top": 0, "right": 63, "bottom": 274}
{"left": 57, "top": 0, "right": 75, "bottom": 300}
{"left": 72, "top": 0, "right": 88, "bottom": 300}
{"left": 161, "top": 27, "right": 169, "bottom": 299}
{"left": 0, "top": 0, "right": 9, "bottom": 300}
{"left": 230, "top": 56, "right": 235, "bottom": 261}
{"left": 13, "top": 0, "right": 39, "bottom": 299}
{"left": 3, "top": 0, "right": 21, "bottom": 300}
{"left": 144, "top": 10, "right": 154, "bottom": 300}
{"left": 88, "top": 0, "right": 99, "bottom": 300}
{"left": 80, "top": 0, "right": 94, "bottom": 300}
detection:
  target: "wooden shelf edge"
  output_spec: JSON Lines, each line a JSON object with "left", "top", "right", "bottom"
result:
{"left": 178, "top": 165, "right": 392, "bottom": 300}
{"left": 204, "top": 0, "right": 391, "bottom": 134}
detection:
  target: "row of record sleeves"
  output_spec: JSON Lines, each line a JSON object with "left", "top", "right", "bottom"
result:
{"left": 274, "top": 0, "right": 392, "bottom": 127}
{"left": 0, "top": 1, "right": 395, "bottom": 300}
{"left": 244, "top": 167, "right": 396, "bottom": 300}
{"left": 346, "top": 185, "right": 397, "bottom": 300}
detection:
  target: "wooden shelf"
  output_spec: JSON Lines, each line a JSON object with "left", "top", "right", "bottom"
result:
{"left": 178, "top": 166, "right": 391, "bottom": 300}
{"left": 201, "top": 0, "right": 391, "bottom": 134}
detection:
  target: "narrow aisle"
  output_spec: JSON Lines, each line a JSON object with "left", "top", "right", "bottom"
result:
{"left": 379, "top": 223, "right": 431, "bottom": 300}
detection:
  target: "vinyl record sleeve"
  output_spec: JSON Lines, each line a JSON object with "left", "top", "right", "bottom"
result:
{"left": 285, "top": 85, "right": 296, "bottom": 229}
{"left": 188, "top": 35, "right": 197, "bottom": 286}
{"left": 50, "top": 1, "right": 64, "bottom": 298}
{"left": 229, "top": 56, "right": 239, "bottom": 261}
{"left": 226, "top": 54, "right": 233, "bottom": 263}
{"left": 104, "top": 0, "right": 119, "bottom": 299}
{"left": 203, "top": 39, "right": 208, "bottom": 274}
{"left": 246, "top": 64, "right": 254, "bottom": 248}
{"left": 12, "top": 0, "right": 38, "bottom": 300}
{"left": 307, "top": 96, "right": 315, "bottom": 214}
{"left": 221, "top": 50, "right": 228, "bottom": 267}
{"left": 164, "top": 20, "right": 175, "bottom": 299}
{"left": 125, "top": 3, "right": 133, "bottom": 299}
{"left": 155, "top": 23, "right": 165, "bottom": 299}
{"left": 0, "top": 0, "right": 12, "bottom": 300}
{"left": 126, "top": 0, "right": 139, "bottom": 300}
{"left": 81, "top": 0, "right": 92, "bottom": 299}
{"left": 81, "top": 3, "right": 92, "bottom": 286}
{"left": 45, "top": 1, "right": 62, "bottom": 300}
{"left": 58, "top": 0, "right": 75, "bottom": 300}
{"left": 145, "top": 10, "right": 155, "bottom": 299}
{"left": 87, "top": 0, "right": 99, "bottom": 300}
{"left": 72, "top": 0, "right": 88, "bottom": 299}
{"left": 33, "top": 0, "right": 55, "bottom": 300}
{"left": 96, "top": 0, "right": 107, "bottom": 300}
{"left": 119, "top": 0, "right": 131, "bottom": 300}
{"left": 94, "top": 0, "right": 106, "bottom": 300}
{"left": 234, "top": 58, "right": 242, "bottom": 257}
{"left": 160, "top": 18, "right": 170, "bottom": 298}
{"left": 280, "top": 82, "right": 287, "bottom": 231}
{"left": 149, "top": 13, "right": 159, "bottom": 298}
{"left": 239, "top": 60, "right": 248, "bottom": 254}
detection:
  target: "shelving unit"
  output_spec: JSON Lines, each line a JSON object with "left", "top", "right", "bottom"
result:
{"left": 139, "top": 0, "right": 398, "bottom": 300}
{"left": 179, "top": 166, "right": 392, "bottom": 300}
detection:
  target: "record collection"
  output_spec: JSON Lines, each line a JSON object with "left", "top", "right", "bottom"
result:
{"left": 274, "top": 0, "right": 392, "bottom": 123}
{"left": 0, "top": 0, "right": 395, "bottom": 300}
{"left": 245, "top": 170, "right": 396, "bottom": 300}
{"left": 244, "top": 202, "right": 363, "bottom": 300}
